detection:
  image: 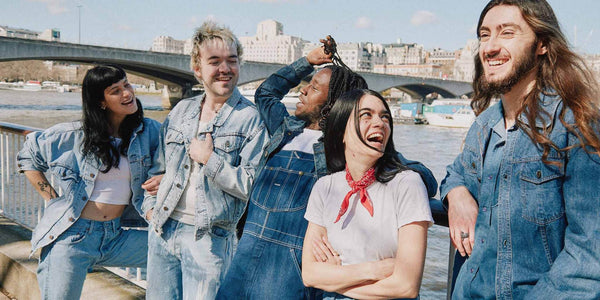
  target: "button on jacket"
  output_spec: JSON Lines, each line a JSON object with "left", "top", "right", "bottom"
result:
{"left": 143, "top": 88, "right": 269, "bottom": 239}
{"left": 441, "top": 93, "right": 600, "bottom": 299}
{"left": 17, "top": 118, "right": 161, "bottom": 253}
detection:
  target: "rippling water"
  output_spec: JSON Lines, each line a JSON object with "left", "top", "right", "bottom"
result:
{"left": 0, "top": 89, "right": 468, "bottom": 299}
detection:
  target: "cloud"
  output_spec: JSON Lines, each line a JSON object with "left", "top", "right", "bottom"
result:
{"left": 410, "top": 10, "right": 437, "bottom": 26}
{"left": 355, "top": 17, "right": 372, "bottom": 29}
{"left": 27, "top": 0, "right": 68, "bottom": 15}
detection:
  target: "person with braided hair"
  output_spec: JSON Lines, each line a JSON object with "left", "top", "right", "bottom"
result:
{"left": 217, "top": 38, "right": 437, "bottom": 299}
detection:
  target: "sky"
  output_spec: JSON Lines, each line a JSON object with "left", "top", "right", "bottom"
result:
{"left": 2, "top": 0, "right": 599, "bottom": 54}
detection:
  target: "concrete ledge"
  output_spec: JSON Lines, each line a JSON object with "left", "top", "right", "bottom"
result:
{"left": 0, "top": 216, "right": 146, "bottom": 299}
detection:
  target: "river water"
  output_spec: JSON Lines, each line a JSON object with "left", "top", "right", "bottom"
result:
{"left": 0, "top": 89, "right": 467, "bottom": 299}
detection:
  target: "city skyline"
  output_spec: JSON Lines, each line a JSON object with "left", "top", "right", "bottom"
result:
{"left": 3, "top": 0, "right": 600, "bottom": 54}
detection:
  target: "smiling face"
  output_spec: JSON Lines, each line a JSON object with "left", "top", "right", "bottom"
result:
{"left": 343, "top": 94, "right": 392, "bottom": 159}
{"left": 478, "top": 5, "right": 546, "bottom": 94}
{"left": 101, "top": 77, "right": 137, "bottom": 122}
{"left": 193, "top": 38, "right": 240, "bottom": 101}
{"left": 295, "top": 68, "right": 331, "bottom": 127}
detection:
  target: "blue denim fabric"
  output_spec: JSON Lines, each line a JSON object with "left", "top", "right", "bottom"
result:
{"left": 143, "top": 88, "right": 269, "bottom": 240}
{"left": 17, "top": 118, "right": 161, "bottom": 253}
{"left": 441, "top": 94, "right": 600, "bottom": 299}
{"left": 217, "top": 57, "right": 438, "bottom": 299}
{"left": 146, "top": 218, "right": 234, "bottom": 300}
{"left": 37, "top": 217, "right": 147, "bottom": 300}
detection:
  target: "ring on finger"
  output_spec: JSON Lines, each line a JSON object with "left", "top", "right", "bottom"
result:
{"left": 460, "top": 231, "right": 469, "bottom": 240}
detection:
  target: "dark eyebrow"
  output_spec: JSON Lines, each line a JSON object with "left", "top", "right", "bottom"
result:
{"left": 480, "top": 22, "right": 522, "bottom": 32}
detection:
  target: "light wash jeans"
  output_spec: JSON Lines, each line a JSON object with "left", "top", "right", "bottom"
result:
{"left": 37, "top": 217, "right": 147, "bottom": 300}
{"left": 146, "top": 218, "right": 235, "bottom": 300}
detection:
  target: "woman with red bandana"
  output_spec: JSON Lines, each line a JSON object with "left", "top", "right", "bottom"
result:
{"left": 301, "top": 89, "right": 433, "bottom": 300}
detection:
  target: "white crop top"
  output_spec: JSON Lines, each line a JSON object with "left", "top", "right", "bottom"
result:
{"left": 89, "top": 146, "right": 132, "bottom": 206}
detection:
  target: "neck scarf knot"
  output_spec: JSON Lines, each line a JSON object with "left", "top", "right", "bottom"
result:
{"left": 334, "top": 165, "right": 376, "bottom": 223}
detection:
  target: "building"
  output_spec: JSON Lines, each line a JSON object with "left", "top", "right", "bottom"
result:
{"left": 426, "top": 48, "right": 459, "bottom": 79}
{"left": 453, "top": 39, "right": 478, "bottom": 82}
{"left": 0, "top": 25, "right": 60, "bottom": 42}
{"left": 373, "top": 63, "right": 442, "bottom": 77}
{"left": 238, "top": 19, "right": 305, "bottom": 64}
{"left": 385, "top": 41, "right": 426, "bottom": 65}
{"left": 151, "top": 35, "right": 186, "bottom": 54}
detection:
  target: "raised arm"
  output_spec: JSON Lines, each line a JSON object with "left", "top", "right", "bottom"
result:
{"left": 301, "top": 222, "right": 394, "bottom": 292}
{"left": 255, "top": 45, "right": 331, "bottom": 135}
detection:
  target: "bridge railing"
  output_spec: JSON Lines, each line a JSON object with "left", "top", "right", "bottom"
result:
{"left": 0, "top": 121, "right": 146, "bottom": 288}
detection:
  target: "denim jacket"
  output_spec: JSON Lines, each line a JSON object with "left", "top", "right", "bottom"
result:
{"left": 249, "top": 57, "right": 438, "bottom": 242}
{"left": 17, "top": 118, "right": 161, "bottom": 253}
{"left": 142, "top": 88, "right": 269, "bottom": 239}
{"left": 441, "top": 94, "right": 600, "bottom": 299}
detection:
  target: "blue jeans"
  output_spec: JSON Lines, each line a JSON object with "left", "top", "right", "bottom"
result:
{"left": 146, "top": 218, "right": 235, "bottom": 300}
{"left": 37, "top": 217, "right": 147, "bottom": 300}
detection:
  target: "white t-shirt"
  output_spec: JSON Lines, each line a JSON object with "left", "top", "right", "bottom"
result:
{"left": 304, "top": 170, "right": 433, "bottom": 265}
{"left": 281, "top": 128, "right": 322, "bottom": 153}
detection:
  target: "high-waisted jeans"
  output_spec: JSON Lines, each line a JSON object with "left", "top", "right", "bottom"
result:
{"left": 37, "top": 217, "right": 147, "bottom": 300}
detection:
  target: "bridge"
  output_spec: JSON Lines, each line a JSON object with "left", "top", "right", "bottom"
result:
{"left": 0, "top": 37, "right": 473, "bottom": 107}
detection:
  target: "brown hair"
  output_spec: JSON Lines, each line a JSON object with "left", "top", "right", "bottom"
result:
{"left": 472, "top": 0, "right": 600, "bottom": 164}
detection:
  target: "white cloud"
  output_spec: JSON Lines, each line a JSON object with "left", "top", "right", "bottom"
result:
{"left": 28, "top": 0, "right": 68, "bottom": 15}
{"left": 355, "top": 17, "right": 372, "bottom": 29}
{"left": 410, "top": 10, "right": 437, "bottom": 26}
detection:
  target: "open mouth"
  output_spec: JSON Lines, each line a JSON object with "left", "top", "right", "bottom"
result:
{"left": 216, "top": 76, "right": 232, "bottom": 82}
{"left": 366, "top": 132, "right": 384, "bottom": 145}
{"left": 122, "top": 98, "right": 134, "bottom": 105}
{"left": 488, "top": 59, "right": 508, "bottom": 67}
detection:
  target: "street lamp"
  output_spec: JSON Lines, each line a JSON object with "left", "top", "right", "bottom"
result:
{"left": 77, "top": 4, "right": 82, "bottom": 43}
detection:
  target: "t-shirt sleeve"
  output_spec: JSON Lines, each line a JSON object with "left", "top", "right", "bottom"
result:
{"left": 395, "top": 171, "right": 434, "bottom": 228}
{"left": 304, "top": 176, "right": 327, "bottom": 227}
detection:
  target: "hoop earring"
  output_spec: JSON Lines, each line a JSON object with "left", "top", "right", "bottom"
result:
{"left": 101, "top": 104, "right": 106, "bottom": 110}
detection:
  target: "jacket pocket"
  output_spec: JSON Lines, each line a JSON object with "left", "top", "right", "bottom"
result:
{"left": 519, "top": 159, "right": 565, "bottom": 225}
{"left": 165, "top": 130, "right": 185, "bottom": 163}
{"left": 213, "top": 134, "right": 244, "bottom": 166}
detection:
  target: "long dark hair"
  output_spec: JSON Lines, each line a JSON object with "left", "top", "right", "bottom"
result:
{"left": 472, "top": 0, "right": 600, "bottom": 164}
{"left": 81, "top": 65, "right": 144, "bottom": 172}
{"left": 324, "top": 89, "right": 407, "bottom": 183}
{"left": 318, "top": 65, "right": 368, "bottom": 130}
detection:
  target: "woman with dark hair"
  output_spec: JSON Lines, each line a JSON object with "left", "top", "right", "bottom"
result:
{"left": 17, "top": 65, "right": 161, "bottom": 299}
{"left": 302, "top": 89, "right": 433, "bottom": 299}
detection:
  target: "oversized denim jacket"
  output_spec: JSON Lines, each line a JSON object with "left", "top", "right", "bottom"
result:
{"left": 17, "top": 118, "right": 161, "bottom": 253}
{"left": 142, "top": 88, "right": 269, "bottom": 239}
{"left": 248, "top": 57, "right": 438, "bottom": 246}
{"left": 440, "top": 93, "right": 600, "bottom": 299}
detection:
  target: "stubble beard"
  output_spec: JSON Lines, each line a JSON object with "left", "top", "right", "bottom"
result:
{"left": 296, "top": 107, "right": 322, "bottom": 127}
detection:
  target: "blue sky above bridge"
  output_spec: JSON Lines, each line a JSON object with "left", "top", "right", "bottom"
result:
{"left": 3, "top": 0, "right": 600, "bottom": 54}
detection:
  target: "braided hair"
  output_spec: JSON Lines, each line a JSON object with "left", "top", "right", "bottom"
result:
{"left": 318, "top": 65, "right": 367, "bottom": 130}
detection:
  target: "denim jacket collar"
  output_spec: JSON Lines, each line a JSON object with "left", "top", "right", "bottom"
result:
{"left": 477, "top": 92, "right": 561, "bottom": 131}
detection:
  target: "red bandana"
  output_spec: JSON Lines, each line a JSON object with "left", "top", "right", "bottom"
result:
{"left": 334, "top": 165, "right": 376, "bottom": 223}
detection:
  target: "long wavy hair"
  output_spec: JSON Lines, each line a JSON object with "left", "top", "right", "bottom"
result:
{"left": 81, "top": 65, "right": 144, "bottom": 172}
{"left": 317, "top": 65, "right": 368, "bottom": 130}
{"left": 472, "top": 0, "right": 600, "bottom": 164}
{"left": 324, "top": 89, "right": 408, "bottom": 183}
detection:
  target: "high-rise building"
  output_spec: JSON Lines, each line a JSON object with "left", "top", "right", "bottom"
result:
{"left": 239, "top": 19, "right": 305, "bottom": 64}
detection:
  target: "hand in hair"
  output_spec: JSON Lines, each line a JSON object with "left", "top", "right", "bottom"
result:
{"left": 307, "top": 43, "right": 333, "bottom": 66}
{"left": 189, "top": 133, "right": 214, "bottom": 165}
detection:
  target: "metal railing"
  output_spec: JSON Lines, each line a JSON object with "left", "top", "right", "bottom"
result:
{"left": 1, "top": 121, "right": 456, "bottom": 298}
{"left": 0, "top": 121, "right": 146, "bottom": 287}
